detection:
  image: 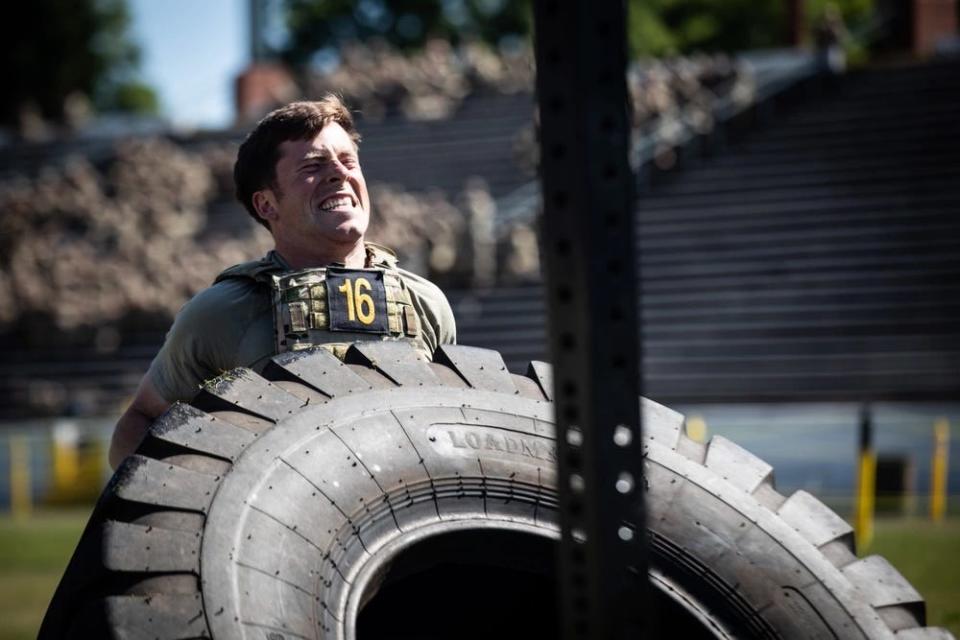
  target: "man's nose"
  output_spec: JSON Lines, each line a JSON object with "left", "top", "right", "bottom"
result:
{"left": 326, "top": 159, "right": 349, "bottom": 182}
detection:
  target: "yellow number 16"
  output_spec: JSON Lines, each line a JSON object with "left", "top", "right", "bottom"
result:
{"left": 337, "top": 277, "right": 376, "bottom": 325}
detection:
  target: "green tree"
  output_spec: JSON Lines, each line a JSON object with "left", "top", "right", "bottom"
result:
{"left": 2, "top": 0, "right": 157, "bottom": 128}
{"left": 281, "top": 0, "right": 530, "bottom": 66}
{"left": 279, "top": 0, "right": 877, "bottom": 67}
{"left": 627, "top": 0, "right": 787, "bottom": 56}
{"left": 103, "top": 81, "right": 160, "bottom": 115}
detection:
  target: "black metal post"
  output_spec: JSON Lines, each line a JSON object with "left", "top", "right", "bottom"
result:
{"left": 532, "top": 2, "right": 651, "bottom": 638}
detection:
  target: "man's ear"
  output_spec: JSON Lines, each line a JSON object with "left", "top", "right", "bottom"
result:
{"left": 252, "top": 190, "right": 279, "bottom": 224}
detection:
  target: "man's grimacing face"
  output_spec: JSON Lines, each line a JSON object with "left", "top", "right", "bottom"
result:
{"left": 258, "top": 122, "right": 371, "bottom": 250}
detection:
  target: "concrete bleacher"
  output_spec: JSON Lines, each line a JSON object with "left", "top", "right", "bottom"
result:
{"left": 450, "top": 60, "right": 960, "bottom": 403}
{"left": 0, "top": 59, "right": 957, "bottom": 419}
{"left": 359, "top": 92, "right": 535, "bottom": 200}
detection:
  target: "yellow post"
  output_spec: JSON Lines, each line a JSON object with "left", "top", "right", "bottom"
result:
{"left": 48, "top": 421, "right": 80, "bottom": 503}
{"left": 855, "top": 449, "right": 876, "bottom": 548}
{"left": 684, "top": 414, "right": 708, "bottom": 444}
{"left": 9, "top": 435, "right": 32, "bottom": 519}
{"left": 854, "top": 405, "right": 875, "bottom": 550}
{"left": 930, "top": 418, "right": 950, "bottom": 522}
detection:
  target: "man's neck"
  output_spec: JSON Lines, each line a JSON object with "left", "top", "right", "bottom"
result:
{"left": 275, "top": 239, "right": 367, "bottom": 270}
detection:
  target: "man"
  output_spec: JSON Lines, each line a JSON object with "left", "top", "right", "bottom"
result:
{"left": 108, "top": 96, "right": 456, "bottom": 469}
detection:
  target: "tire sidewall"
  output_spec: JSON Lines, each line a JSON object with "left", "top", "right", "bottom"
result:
{"left": 201, "top": 387, "right": 558, "bottom": 639}
{"left": 201, "top": 383, "right": 887, "bottom": 640}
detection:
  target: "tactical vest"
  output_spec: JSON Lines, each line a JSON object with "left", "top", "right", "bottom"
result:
{"left": 215, "top": 245, "right": 422, "bottom": 359}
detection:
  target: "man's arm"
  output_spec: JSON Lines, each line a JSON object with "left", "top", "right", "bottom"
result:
{"left": 108, "top": 375, "right": 172, "bottom": 470}
{"left": 107, "top": 278, "right": 260, "bottom": 470}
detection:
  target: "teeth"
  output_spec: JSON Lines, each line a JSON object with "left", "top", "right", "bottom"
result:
{"left": 320, "top": 196, "right": 352, "bottom": 211}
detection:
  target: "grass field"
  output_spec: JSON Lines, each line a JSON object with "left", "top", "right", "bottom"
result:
{"left": 0, "top": 508, "right": 91, "bottom": 640}
{"left": 1, "top": 509, "right": 957, "bottom": 639}
{"left": 867, "top": 517, "right": 960, "bottom": 633}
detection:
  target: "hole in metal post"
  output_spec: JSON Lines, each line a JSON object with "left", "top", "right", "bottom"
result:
{"left": 618, "top": 525, "right": 635, "bottom": 542}
{"left": 613, "top": 424, "right": 633, "bottom": 447}
{"left": 573, "top": 595, "right": 589, "bottom": 612}
{"left": 572, "top": 546, "right": 586, "bottom": 564}
{"left": 571, "top": 528, "right": 588, "bottom": 544}
{"left": 566, "top": 426, "right": 583, "bottom": 447}
{"left": 570, "top": 473, "right": 585, "bottom": 492}
{"left": 615, "top": 471, "right": 634, "bottom": 494}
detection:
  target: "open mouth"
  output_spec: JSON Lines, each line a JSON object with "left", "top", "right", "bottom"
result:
{"left": 318, "top": 193, "right": 356, "bottom": 211}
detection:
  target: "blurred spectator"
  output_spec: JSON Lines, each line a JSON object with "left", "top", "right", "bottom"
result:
{"left": 463, "top": 177, "right": 497, "bottom": 288}
{"left": 629, "top": 53, "right": 752, "bottom": 140}
{"left": 17, "top": 103, "right": 53, "bottom": 142}
{"left": 366, "top": 182, "right": 465, "bottom": 278}
{"left": 0, "top": 44, "right": 759, "bottom": 330}
{"left": 307, "top": 38, "right": 534, "bottom": 121}
{"left": 815, "top": 4, "right": 850, "bottom": 74}
{"left": 0, "top": 139, "right": 272, "bottom": 331}
{"left": 500, "top": 222, "right": 541, "bottom": 283}
{"left": 514, "top": 51, "right": 753, "bottom": 175}
{"left": 307, "top": 38, "right": 750, "bottom": 132}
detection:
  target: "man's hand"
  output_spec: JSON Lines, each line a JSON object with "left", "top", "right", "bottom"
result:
{"left": 108, "top": 376, "right": 172, "bottom": 470}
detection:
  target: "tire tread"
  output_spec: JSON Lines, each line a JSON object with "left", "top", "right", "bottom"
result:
{"left": 41, "top": 344, "right": 952, "bottom": 640}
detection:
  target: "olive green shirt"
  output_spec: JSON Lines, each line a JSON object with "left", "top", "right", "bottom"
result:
{"left": 147, "top": 246, "right": 457, "bottom": 403}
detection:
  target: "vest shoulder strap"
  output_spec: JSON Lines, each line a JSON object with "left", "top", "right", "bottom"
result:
{"left": 215, "top": 244, "right": 399, "bottom": 284}
{"left": 365, "top": 242, "right": 400, "bottom": 269}
{"left": 214, "top": 254, "right": 283, "bottom": 284}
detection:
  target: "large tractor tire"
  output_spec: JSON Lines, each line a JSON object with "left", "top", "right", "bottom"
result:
{"left": 40, "top": 342, "right": 952, "bottom": 639}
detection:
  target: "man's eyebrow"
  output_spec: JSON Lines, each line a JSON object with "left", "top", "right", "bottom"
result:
{"left": 300, "top": 150, "right": 329, "bottom": 162}
{"left": 297, "top": 148, "right": 357, "bottom": 165}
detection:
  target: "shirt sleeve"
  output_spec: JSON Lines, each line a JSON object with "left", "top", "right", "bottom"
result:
{"left": 399, "top": 269, "right": 457, "bottom": 354}
{"left": 146, "top": 283, "right": 247, "bottom": 402}
{"left": 432, "top": 286, "right": 457, "bottom": 346}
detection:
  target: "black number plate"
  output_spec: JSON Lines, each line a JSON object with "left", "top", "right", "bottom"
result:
{"left": 326, "top": 268, "right": 390, "bottom": 334}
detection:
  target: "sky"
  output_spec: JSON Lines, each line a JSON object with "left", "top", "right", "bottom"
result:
{"left": 129, "top": 0, "right": 249, "bottom": 129}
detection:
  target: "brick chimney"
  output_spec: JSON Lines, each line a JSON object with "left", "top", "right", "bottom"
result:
{"left": 234, "top": 63, "right": 298, "bottom": 126}
{"left": 912, "top": 0, "right": 958, "bottom": 55}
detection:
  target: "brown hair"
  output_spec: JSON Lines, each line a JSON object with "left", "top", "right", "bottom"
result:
{"left": 234, "top": 95, "right": 361, "bottom": 229}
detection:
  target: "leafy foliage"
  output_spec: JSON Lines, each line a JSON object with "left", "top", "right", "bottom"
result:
{"left": 1, "top": 0, "right": 157, "bottom": 127}
{"left": 282, "top": 0, "right": 530, "bottom": 66}
{"left": 280, "top": 0, "right": 877, "bottom": 66}
{"left": 629, "top": 0, "right": 875, "bottom": 57}
{"left": 630, "top": 0, "right": 786, "bottom": 56}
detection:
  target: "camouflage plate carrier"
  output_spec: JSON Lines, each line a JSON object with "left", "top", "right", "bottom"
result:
{"left": 215, "top": 244, "right": 425, "bottom": 360}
